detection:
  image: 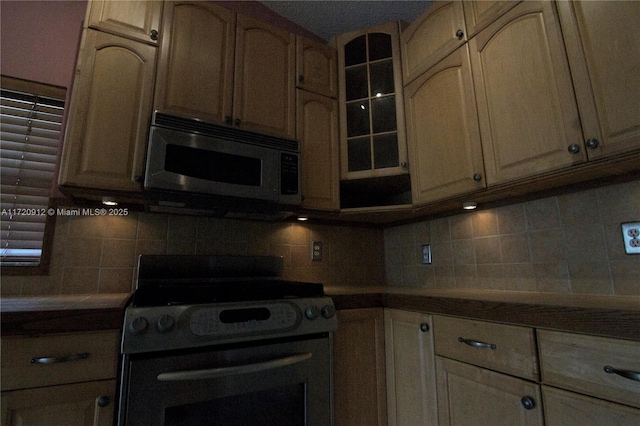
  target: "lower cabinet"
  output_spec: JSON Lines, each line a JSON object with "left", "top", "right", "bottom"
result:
{"left": 384, "top": 309, "right": 437, "bottom": 426}
{"left": 1, "top": 380, "right": 116, "bottom": 426}
{"left": 332, "top": 308, "right": 387, "bottom": 426}
{"left": 435, "top": 356, "right": 543, "bottom": 426}
{"left": 0, "top": 330, "right": 120, "bottom": 426}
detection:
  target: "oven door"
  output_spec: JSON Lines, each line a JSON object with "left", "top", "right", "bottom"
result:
{"left": 118, "top": 335, "right": 332, "bottom": 426}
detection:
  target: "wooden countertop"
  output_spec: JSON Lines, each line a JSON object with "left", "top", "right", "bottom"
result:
{"left": 2, "top": 289, "right": 639, "bottom": 341}
{"left": 1, "top": 293, "right": 130, "bottom": 336}
{"left": 326, "top": 287, "right": 640, "bottom": 341}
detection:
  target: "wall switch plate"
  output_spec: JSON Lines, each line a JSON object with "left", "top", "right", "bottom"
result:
{"left": 621, "top": 222, "right": 640, "bottom": 254}
{"left": 312, "top": 241, "right": 322, "bottom": 261}
{"left": 421, "top": 244, "right": 432, "bottom": 264}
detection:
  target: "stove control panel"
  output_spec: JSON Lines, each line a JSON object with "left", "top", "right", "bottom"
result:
{"left": 121, "top": 297, "right": 338, "bottom": 354}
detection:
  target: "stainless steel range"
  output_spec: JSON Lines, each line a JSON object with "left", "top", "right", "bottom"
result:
{"left": 117, "top": 255, "right": 337, "bottom": 426}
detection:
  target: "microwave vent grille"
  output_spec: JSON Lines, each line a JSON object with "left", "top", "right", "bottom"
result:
{"left": 153, "top": 112, "right": 299, "bottom": 152}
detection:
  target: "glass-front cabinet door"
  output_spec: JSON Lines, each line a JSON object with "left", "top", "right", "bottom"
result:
{"left": 337, "top": 22, "right": 408, "bottom": 181}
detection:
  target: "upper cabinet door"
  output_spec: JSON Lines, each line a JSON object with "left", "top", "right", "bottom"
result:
{"left": 405, "top": 44, "right": 485, "bottom": 206}
{"left": 154, "top": 1, "right": 236, "bottom": 124}
{"left": 234, "top": 14, "right": 296, "bottom": 140}
{"left": 462, "top": 0, "right": 521, "bottom": 37}
{"left": 401, "top": 1, "right": 466, "bottom": 85}
{"left": 296, "top": 36, "right": 338, "bottom": 98}
{"left": 470, "top": 1, "right": 585, "bottom": 186}
{"left": 85, "top": 0, "right": 163, "bottom": 45}
{"left": 557, "top": 1, "right": 640, "bottom": 160}
{"left": 60, "top": 30, "right": 156, "bottom": 192}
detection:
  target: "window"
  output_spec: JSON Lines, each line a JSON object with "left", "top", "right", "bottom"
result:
{"left": 0, "top": 76, "right": 65, "bottom": 273}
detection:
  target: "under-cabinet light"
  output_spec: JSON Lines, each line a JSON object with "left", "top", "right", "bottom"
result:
{"left": 462, "top": 201, "right": 477, "bottom": 210}
{"left": 102, "top": 196, "right": 118, "bottom": 206}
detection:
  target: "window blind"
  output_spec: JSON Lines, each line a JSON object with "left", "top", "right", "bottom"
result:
{"left": 0, "top": 88, "right": 64, "bottom": 266}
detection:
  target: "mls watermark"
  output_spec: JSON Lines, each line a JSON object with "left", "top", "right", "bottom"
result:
{"left": 1, "top": 208, "right": 129, "bottom": 217}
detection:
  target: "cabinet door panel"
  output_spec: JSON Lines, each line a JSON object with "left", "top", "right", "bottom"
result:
{"left": 401, "top": 1, "right": 466, "bottom": 84}
{"left": 470, "top": 1, "right": 585, "bottom": 185}
{"left": 557, "top": 1, "right": 640, "bottom": 159}
{"left": 86, "top": 0, "right": 163, "bottom": 45}
{"left": 405, "top": 45, "right": 484, "bottom": 205}
{"left": 297, "top": 91, "right": 339, "bottom": 211}
{"left": 462, "top": 0, "right": 520, "bottom": 37}
{"left": 543, "top": 386, "right": 640, "bottom": 426}
{"left": 60, "top": 30, "right": 156, "bottom": 192}
{"left": 154, "top": 1, "right": 235, "bottom": 124}
{"left": 234, "top": 15, "right": 296, "bottom": 139}
{"left": 436, "top": 356, "right": 543, "bottom": 426}
{"left": 333, "top": 309, "right": 387, "bottom": 426}
{"left": 385, "top": 309, "right": 437, "bottom": 426}
{"left": 1, "top": 380, "right": 116, "bottom": 426}
{"left": 296, "top": 36, "right": 338, "bottom": 98}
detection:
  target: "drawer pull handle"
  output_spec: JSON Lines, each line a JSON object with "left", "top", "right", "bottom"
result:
{"left": 30, "top": 353, "right": 89, "bottom": 365}
{"left": 458, "top": 337, "right": 496, "bottom": 350}
{"left": 604, "top": 365, "right": 640, "bottom": 382}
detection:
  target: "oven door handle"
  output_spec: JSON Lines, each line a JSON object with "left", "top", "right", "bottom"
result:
{"left": 156, "top": 352, "right": 313, "bottom": 382}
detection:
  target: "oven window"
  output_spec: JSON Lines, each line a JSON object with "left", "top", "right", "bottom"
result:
{"left": 164, "top": 383, "right": 305, "bottom": 426}
{"left": 165, "top": 144, "right": 262, "bottom": 186}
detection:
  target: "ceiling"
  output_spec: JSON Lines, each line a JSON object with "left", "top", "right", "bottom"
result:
{"left": 261, "top": 1, "right": 431, "bottom": 41}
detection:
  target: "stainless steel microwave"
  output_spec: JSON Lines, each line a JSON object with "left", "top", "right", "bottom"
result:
{"left": 144, "top": 112, "right": 301, "bottom": 207}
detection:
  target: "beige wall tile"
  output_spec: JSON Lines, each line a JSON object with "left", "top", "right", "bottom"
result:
{"left": 525, "top": 198, "right": 561, "bottom": 230}
{"left": 101, "top": 239, "right": 136, "bottom": 267}
{"left": 65, "top": 238, "right": 103, "bottom": 267}
{"left": 473, "top": 236, "right": 502, "bottom": 264}
{"left": 472, "top": 211, "right": 498, "bottom": 237}
{"left": 568, "top": 262, "right": 613, "bottom": 294}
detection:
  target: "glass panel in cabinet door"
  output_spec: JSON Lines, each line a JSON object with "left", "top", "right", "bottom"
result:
{"left": 368, "top": 33, "right": 392, "bottom": 61}
{"left": 348, "top": 137, "right": 372, "bottom": 171}
{"left": 346, "top": 100, "right": 371, "bottom": 137}
{"left": 371, "top": 96, "right": 397, "bottom": 133}
{"left": 373, "top": 133, "right": 399, "bottom": 169}
{"left": 345, "top": 65, "right": 369, "bottom": 101}
{"left": 344, "top": 35, "right": 367, "bottom": 66}
{"left": 369, "top": 59, "right": 394, "bottom": 97}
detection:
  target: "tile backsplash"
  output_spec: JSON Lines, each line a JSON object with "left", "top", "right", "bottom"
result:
{"left": 1, "top": 213, "right": 385, "bottom": 296}
{"left": 384, "top": 180, "right": 640, "bottom": 295}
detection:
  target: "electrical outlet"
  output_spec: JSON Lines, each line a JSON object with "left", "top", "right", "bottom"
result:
{"left": 311, "top": 241, "right": 322, "bottom": 261}
{"left": 621, "top": 222, "right": 640, "bottom": 255}
{"left": 421, "top": 244, "right": 432, "bottom": 264}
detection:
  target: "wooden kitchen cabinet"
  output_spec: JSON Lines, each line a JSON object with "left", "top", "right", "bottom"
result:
{"left": 59, "top": 29, "right": 157, "bottom": 193}
{"left": 296, "top": 36, "right": 338, "bottom": 98}
{"left": 404, "top": 44, "right": 485, "bottom": 205}
{"left": 85, "top": 0, "right": 163, "bottom": 45}
{"left": 400, "top": 1, "right": 466, "bottom": 85}
{"left": 296, "top": 90, "right": 340, "bottom": 211}
{"left": 155, "top": 1, "right": 296, "bottom": 139}
{"left": 384, "top": 309, "right": 437, "bottom": 426}
{"left": 0, "top": 330, "right": 119, "bottom": 426}
{"left": 333, "top": 309, "right": 387, "bottom": 426}
{"left": 557, "top": 1, "right": 640, "bottom": 160}
{"left": 336, "top": 22, "right": 408, "bottom": 181}
{"left": 462, "top": 0, "right": 520, "bottom": 38}
{"left": 542, "top": 386, "right": 640, "bottom": 426}
{"left": 470, "top": 1, "right": 586, "bottom": 186}
{"left": 436, "top": 356, "right": 543, "bottom": 426}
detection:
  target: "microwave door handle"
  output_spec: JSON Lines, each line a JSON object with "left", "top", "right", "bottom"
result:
{"left": 156, "top": 352, "right": 312, "bottom": 382}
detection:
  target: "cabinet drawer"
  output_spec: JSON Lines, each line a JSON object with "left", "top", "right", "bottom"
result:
{"left": 538, "top": 330, "right": 640, "bottom": 408}
{"left": 1, "top": 330, "right": 119, "bottom": 391}
{"left": 433, "top": 316, "right": 538, "bottom": 380}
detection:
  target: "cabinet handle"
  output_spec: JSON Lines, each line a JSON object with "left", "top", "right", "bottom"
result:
{"left": 456, "top": 29, "right": 464, "bottom": 40}
{"left": 604, "top": 365, "right": 640, "bottom": 382}
{"left": 586, "top": 138, "right": 599, "bottom": 149}
{"left": 568, "top": 144, "right": 581, "bottom": 154}
{"left": 401, "top": 161, "right": 408, "bottom": 170}
{"left": 150, "top": 29, "right": 159, "bottom": 41}
{"left": 134, "top": 175, "right": 143, "bottom": 182}
{"left": 473, "top": 173, "right": 482, "bottom": 182}
{"left": 234, "top": 118, "right": 241, "bottom": 126}
{"left": 298, "top": 74, "right": 305, "bottom": 83}
{"left": 97, "top": 396, "right": 111, "bottom": 408}
{"left": 458, "top": 337, "right": 496, "bottom": 350}
{"left": 224, "top": 116, "right": 233, "bottom": 124}
{"left": 30, "top": 352, "right": 89, "bottom": 364}
{"left": 420, "top": 323, "right": 429, "bottom": 332}
{"left": 520, "top": 396, "right": 536, "bottom": 410}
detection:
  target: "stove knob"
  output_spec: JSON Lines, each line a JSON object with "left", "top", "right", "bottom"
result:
{"left": 321, "top": 305, "right": 336, "bottom": 319}
{"left": 305, "top": 305, "right": 320, "bottom": 320}
{"left": 129, "top": 316, "right": 149, "bottom": 335}
{"left": 156, "top": 314, "right": 175, "bottom": 333}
